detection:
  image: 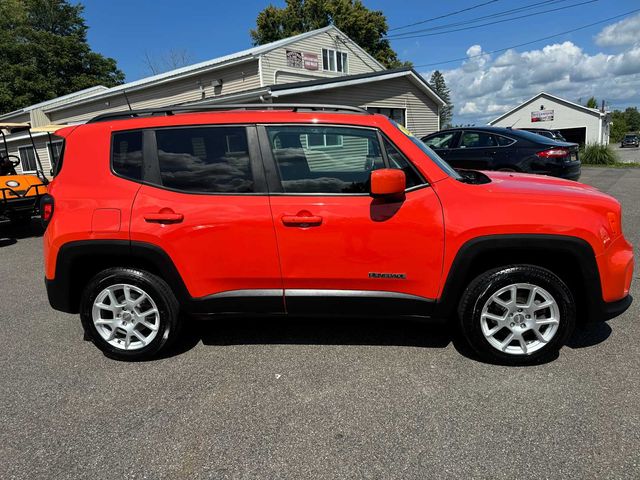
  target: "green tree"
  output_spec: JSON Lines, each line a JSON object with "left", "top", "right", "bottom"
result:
{"left": 429, "top": 70, "right": 453, "bottom": 127}
{"left": 250, "top": 0, "right": 407, "bottom": 68}
{"left": 585, "top": 96, "right": 598, "bottom": 109}
{"left": 622, "top": 106, "right": 640, "bottom": 132}
{"left": 0, "top": 0, "right": 124, "bottom": 113}
{"left": 610, "top": 110, "right": 628, "bottom": 143}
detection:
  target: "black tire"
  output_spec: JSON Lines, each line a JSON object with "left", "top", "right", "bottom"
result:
{"left": 458, "top": 265, "right": 575, "bottom": 366}
{"left": 80, "top": 267, "right": 180, "bottom": 361}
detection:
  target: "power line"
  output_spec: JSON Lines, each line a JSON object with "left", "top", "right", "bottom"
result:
{"left": 388, "top": 0, "right": 598, "bottom": 40}
{"left": 387, "top": 0, "right": 568, "bottom": 38}
{"left": 389, "top": 0, "right": 500, "bottom": 32}
{"left": 411, "top": 8, "right": 640, "bottom": 68}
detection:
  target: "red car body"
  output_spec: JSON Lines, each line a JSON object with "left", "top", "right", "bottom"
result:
{"left": 43, "top": 108, "right": 634, "bottom": 358}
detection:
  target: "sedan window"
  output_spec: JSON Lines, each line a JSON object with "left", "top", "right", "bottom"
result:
{"left": 423, "top": 132, "right": 456, "bottom": 149}
{"left": 460, "top": 132, "right": 497, "bottom": 148}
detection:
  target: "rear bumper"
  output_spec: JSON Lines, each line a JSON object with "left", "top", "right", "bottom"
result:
{"left": 558, "top": 162, "right": 581, "bottom": 181}
{"left": 46, "top": 277, "right": 76, "bottom": 314}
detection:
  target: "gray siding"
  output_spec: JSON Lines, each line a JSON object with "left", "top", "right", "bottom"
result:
{"left": 275, "top": 76, "right": 440, "bottom": 137}
{"left": 260, "top": 30, "right": 382, "bottom": 86}
{"left": 48, "top": 60, "right": 261, "bottom": 124}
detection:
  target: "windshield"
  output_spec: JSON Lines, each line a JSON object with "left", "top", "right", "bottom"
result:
{"left": 388, "top": 120, "right": 461, "bottom": 180}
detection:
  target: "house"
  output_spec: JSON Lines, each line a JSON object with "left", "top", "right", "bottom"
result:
{"left": 0, "top": 25, "right": 445, "bottom": 176}
{"left": 488, "top": 92, "right": 611, "bottom": 145}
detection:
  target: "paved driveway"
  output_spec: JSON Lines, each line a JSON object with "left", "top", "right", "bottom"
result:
{"left": 612, "top": 144, "right": 640, "bottom": 164}
{"left": 1, "top": 167, "right": 638, "bottom": 479}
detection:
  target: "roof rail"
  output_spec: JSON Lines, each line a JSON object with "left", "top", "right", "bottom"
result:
{"left": 87, "top": 103, "right": 371, "bottom": 123}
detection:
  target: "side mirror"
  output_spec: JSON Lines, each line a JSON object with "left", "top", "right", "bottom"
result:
{"left": 370, "top": 168, "right": 406, "bottom": 197}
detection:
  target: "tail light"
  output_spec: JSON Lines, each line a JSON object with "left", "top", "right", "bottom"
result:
{"left": 536, "top": 148, "right": 570, "bottom": 159}
{"left": 40, "top": 194, "right": 54, "bottom": 228}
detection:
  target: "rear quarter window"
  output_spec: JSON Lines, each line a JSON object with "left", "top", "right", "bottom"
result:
{"left": 112, "top": 131, "right": 143, "bottom": 181}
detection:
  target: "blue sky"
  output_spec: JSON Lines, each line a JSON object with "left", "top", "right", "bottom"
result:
{"left": 77, "top": 0, "right": 640, "bottom": 123}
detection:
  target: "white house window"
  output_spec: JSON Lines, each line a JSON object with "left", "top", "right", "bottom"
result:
{"left": 322, "top": 48, "right": 348, "bottom": 73}
{"left": 18, "top": 146, "right": 37, "bottom": 172}
{"left": 366, "top": 107, "right": 406, "bottom": 126}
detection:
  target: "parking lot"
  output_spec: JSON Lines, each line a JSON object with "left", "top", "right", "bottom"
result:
{"left": 1, "top": 167, "right": 638, "bottom": 479}
{"left": 613, "top": 144, "right": 640, "bottom": 164}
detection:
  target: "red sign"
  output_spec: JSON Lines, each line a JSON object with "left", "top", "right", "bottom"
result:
{"left": 303, "top": 52, "right": 319, "bottom": 70}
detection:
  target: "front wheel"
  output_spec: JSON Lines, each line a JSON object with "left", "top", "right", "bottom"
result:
{"left": 80, "top": 267, "right": 180, "bottom": 361}
{"left": 458, "top": 265, "right": 575, "bottom": 365}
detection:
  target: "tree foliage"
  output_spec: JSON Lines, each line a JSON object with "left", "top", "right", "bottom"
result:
{"left": 585, "top": 96, "right": 598, "bottom": 109}
{"left": 429, "top": 70, "right": 453, "bottom": 127}
{"left": 250, "top": 0, "right": 407, "bottom": 68}
{"left": 0, "top": 0, "right": 124, "bottom": 113}
{"left": 610, "top": 107, "right": 640, "bottom": 142}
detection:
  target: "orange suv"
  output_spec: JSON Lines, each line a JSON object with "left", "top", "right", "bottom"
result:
{"left": 42, "top": 105, "right": 634, "bottom": 364}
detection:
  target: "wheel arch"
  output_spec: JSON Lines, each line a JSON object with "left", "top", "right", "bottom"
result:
{"left": 434, "top": 234, "right": 603, "bottom": 323}
{"left": 47, "top": 240, "right": 190, "bottom": 314}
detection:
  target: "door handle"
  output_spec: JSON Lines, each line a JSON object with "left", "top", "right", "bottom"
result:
{"left": 144, "top": 211, "right": 184, "bottom": 224}
{"left": 281, "top": 213, "right": 323, "bottom": 227}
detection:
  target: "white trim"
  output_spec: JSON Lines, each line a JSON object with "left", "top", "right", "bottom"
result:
{"left": 489, "top": 92, "right": 604, "bottom": 125}
{"left": 273, "top": 68, "right": 327, "bottom": 85}
{"left": 271, "top": 70, "right": 447, "bottom": 107}
{"left": 258, "top": 56, "right": 264, "bottom": 88}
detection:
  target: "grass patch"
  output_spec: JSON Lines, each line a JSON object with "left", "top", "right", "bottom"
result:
{"left": 582, "top": 162, "right": 640, "bottom": 168}
{"left": 580, "top": 143, "right": 618, "bottom": 165}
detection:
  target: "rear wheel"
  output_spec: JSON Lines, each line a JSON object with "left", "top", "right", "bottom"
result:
{"left": 80, "top": 267, "right": 180, "bottom": 361}
{"left": 458, "top": 265, "right": 575, "bottom": 365}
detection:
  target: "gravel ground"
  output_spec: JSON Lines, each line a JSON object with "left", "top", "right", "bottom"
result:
{"left": 1, "top": 167, "right": 639, "bottom": 479}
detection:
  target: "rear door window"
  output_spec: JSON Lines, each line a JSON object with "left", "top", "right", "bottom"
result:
{"left": 154, "top": 126, "right": 254, "bottom": 193}
{"left": 460, "top": 131, "right": 497, "bottom": 148}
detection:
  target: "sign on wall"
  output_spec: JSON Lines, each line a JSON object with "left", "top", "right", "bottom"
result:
{"left": 303, "top": 52, "right": 318, "bottom": 70}
{"left": 286, "top": 50, "right": 303, "bottom": 68}
{"left": 531, "top": 109, "right": 554, "bottom": 122}
{"left": 286, "top": 50, "right": 319, "bottom": 70}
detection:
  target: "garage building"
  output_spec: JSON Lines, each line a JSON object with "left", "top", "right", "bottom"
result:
{"left": 0, "top": 25, "right": 445, "bottom": 176}
{"left": 488, "top": 92, "right": 611, "bottom": 145}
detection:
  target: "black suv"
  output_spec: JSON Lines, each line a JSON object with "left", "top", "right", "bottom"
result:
{"left": 621, "top": 134, "right": 639, "bottom": 148}
{"left": 421, "top": 126, "right": 581, "bottom": 180}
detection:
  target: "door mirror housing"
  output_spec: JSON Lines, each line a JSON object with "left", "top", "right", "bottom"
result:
{"left": 370, "top": 169, "right": 406, "bottom": 197}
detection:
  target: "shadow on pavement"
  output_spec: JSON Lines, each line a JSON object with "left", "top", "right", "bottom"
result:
{"left": 566, "top": 321, "right": 612, "bottom": 349}
{"left": 160, "top": 315, "right": 454, "bottom": 360}
{"left": 0, "top": 218, "right": 43, "bottom": 245}
{"left": 157, "top": 316, "right": 613, "bottom": 364}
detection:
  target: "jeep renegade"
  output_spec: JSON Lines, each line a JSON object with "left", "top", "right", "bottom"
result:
{"left": 42, "top": 105, "right": 634, "bottom": 365}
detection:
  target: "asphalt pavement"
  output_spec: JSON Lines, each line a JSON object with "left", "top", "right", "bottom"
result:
{"left": 1, "top": 167, "right": 639, "bottom": 479}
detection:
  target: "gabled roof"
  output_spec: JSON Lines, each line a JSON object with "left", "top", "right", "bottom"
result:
{"left": 45, "top": 25, "right": 384, "bottom": 113}
{"left": 270, "top": 67, "right": 447, "bottom": 106}
{"left": 489, "top": 91, "right": 605, "bottom": 125}
{"left": 0, "top": 85, "right": 108, "bottom": 120}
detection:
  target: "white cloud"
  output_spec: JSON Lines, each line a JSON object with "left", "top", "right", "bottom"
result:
{"left": 595, "top": 12, "right": 640, "bottom": 47}
{"left": 424, "top": 18, "right": 640, "bottom": 125}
